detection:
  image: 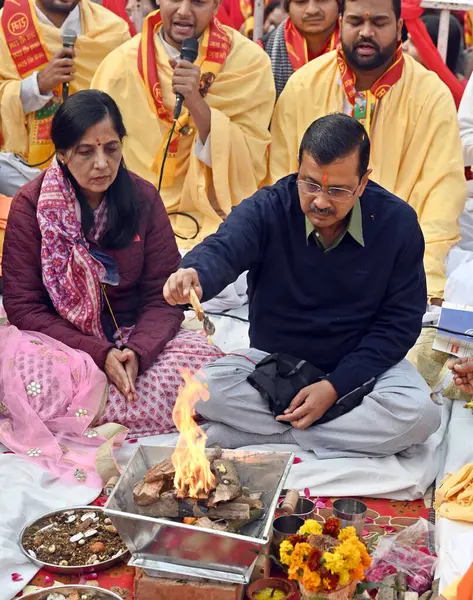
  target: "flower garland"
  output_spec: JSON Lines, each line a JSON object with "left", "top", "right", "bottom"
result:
{"left": 279, "top": 518, "right": 372, "bottom": 593}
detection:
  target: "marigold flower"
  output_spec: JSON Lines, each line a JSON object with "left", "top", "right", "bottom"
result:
{"left": 323, "top": 517, "right": 341, "bottom": 538}
{"left": 322, "top": 551, "right": 345, "bottom": 574}
{"left": 338, "top": 526, "right": 357, "bottom": 541}
{"left": 306, "top": 547, "right": 322, "bottom": 571}
{"left": 338, "top": 569, "right": 351, "bottom": 587}
{"left": 288, "top": 563, "right": 304, "bottom": 581}
{"left": 279, "top": 540, "right": 294, "bottom": 566}
{"left": 299, "top": 519, "right": 323, "bottom": 536}
{"left": 288, "top": 534, "right": 308, "bottom": 546}
{"left": 322, "top": 572, "right": 340, "bottom": 591}
{"left": 291, "top": 542, "right": 311, "bottom": 566}
{"left": 338, "top": 540, "right": 361, "bottom": 571}
{"left": 302, "top": 566, "right": 322, "bottom": 592}
{"left": 350, "top": 563, "right": 365, "bottom": 581}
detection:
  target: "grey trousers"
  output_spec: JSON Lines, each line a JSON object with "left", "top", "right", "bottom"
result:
{"left": 0, "top": 153, "right": 40, "bottom": 197}
{"left": 195, "top": 349, "right": 442, "bottom": 460}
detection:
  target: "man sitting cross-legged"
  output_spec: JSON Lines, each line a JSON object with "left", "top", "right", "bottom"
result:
{"left": 164, "top": 114, "right": 441, "bottom": 459}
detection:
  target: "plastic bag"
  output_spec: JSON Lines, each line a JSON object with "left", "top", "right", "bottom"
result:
{"left": 365, "top": 519, "right": 437, "bottom": 594}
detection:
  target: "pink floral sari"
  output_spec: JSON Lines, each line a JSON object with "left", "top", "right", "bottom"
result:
{"left": 0, "top": 161, "right": 223, "bottom": 485}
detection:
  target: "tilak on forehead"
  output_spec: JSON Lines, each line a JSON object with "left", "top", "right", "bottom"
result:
{"left": 322, "top": 173, "right": 329, "bottom": 185}
{"left": 96, "top": 138, "right": 101, "bottom": 145}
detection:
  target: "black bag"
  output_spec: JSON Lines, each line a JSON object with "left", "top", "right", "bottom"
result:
{"left": 247, "top": 353, "right": 375, "bottom": 426}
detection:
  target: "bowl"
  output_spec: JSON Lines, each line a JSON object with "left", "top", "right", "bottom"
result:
{"left": 246, "top": 577, "right": 297, "bottom": 600}
{"left": 21, "top": 585, "right": 123, "bottom": 600}
{"left": 19, "top": 506, "right": 129, "bottom": 575}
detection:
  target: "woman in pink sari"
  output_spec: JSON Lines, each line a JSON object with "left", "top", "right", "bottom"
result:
{"left": 0, "top": 90, "right": 223, "bottom": 486}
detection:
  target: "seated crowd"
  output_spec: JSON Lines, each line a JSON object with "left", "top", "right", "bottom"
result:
{"left": 0, "top": 0, "right": 472, "bottom": 480}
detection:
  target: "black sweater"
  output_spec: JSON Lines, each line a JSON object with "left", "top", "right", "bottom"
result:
{"left": 182, "top": 175, "right": 427, "bottom": 397}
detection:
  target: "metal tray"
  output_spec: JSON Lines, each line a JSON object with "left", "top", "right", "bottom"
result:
{"left": 19, "top": 506, "right": 129, "bottom": 575}
{"left": 21, "top": 585, "right": 122, "bottom": 600}
{"left": 105, "top": 445, "right": 294, "bottom": 584}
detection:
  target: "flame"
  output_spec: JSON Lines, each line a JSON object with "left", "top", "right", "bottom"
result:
{"left": 171, "top": 369, "right": 215, "bottom": 498}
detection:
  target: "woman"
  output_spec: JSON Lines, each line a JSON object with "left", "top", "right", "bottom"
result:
{"left": 0, "top": 90, "right": 223, "bottom": 485}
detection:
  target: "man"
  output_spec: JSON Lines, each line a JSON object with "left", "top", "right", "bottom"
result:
{"left": 164, "top": 114, "right": 441, "bottom": 457}
{"left": 261, "top": 0, "right": 339, "bottom": 97}
{"left": 448, "top": 358, "right": 473, "bottom": 394}
{"left": 270, "top": 0, "right": 466, "bottom": 303}
{"left": 92, "top": 0, "right": 275, "bottom": 250}
{"left": 0, "top": 0, "right": 130, "bottom": 196}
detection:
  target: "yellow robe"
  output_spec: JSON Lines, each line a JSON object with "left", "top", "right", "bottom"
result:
{"left": 91, "top": 27, "right": 275, "bottom": 249}
{"left": 0, "top": 0, "right": 130, "bottom": 160}
{"left": 270, "top": 51, "right": 466, "bottom": 300}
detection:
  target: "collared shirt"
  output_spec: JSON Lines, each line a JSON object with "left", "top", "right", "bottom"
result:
{"left": 305, "top": 197, "right": 365, "bottom": 252}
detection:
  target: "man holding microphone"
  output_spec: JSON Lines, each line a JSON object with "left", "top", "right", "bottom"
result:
{"left": 0, "top": 0, "right": 130, "bottom": 196}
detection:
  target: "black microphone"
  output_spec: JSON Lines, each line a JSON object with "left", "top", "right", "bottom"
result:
{"left": 173, "top": 37, "right": 199, "bottom": 120}
{"left": 61, "top": 28, "right": 77, "bottom": 101}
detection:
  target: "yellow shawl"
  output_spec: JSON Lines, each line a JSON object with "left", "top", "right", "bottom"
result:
{"left": 0, "top": 0, "right": 130, "bottom": 162}
{"left": 270, "top": 51, "right": 466, "bottom": 300}
{"left": 91, "top": 26, "right": 275, "bottom": 249}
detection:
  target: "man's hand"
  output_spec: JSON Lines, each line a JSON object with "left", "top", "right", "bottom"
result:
{"left": 105, "top": 348, "right": 131, "bottom": 398}
{"left": 37, "top": 48, "right": 76, "bottom": 95}
{"left": 170, "top": 58, "right": 203, "bottom": 113}
{"left": 276, "top": 380, "right": 338, "bottom": 430}
{"left": 164, "top": 268, "right": 203, "bottom": 306}
{"left": 122, "top": 348, "right": 139, "bottom": 403}
{"left": 448, "top": 357, "right": 473, "bottom": 394}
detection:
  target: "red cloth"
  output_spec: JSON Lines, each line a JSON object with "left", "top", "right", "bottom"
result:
{"left": 2, "top": 172, "right": 184, "bottom": 372}
{"left": 102, "top": 0, "right": 137, "bottom": 36}
{"left": 402, "top": 0, "right": 464, "bottom": 108}
{"left": 217, "top": 0, "right": 246, "bottom": 31}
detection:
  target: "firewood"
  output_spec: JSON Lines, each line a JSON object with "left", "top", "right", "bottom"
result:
{"left": 142, "top": 448, "right": 222, "bottom": 486}
{"left": 234, "top": 495, "right": 264, "bottom": 510}
{"left": 133, "top": 480, "right": 166, "bottom": 506}
{"left": 208, "top": 459, "right": 242, "bottom": 506}
{"left": 137, "top": 495, "right": 251, "bottom": 521}
{"left": 224, "top": 508, "right": 265, "bottom": 533}
{"left": 143, "top": 458, "right": 175, "bottom": 484}
{"left": 194, "top": 517, "right": 228, "bottom": 531}
{"left": 212, "top": 459, "right": 240, "bottom": 486}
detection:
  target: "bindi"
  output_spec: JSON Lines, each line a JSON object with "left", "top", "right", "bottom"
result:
{"left": 96, "top": 138, "right": 101, "bottom": 146}
{"left": 322, "top": 173, "right": 329, "bottom": 186}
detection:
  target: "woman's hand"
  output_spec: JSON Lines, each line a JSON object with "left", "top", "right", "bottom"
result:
{"left": 105, "top": 348, "right": 131, "bottom": 398}
{"left": 122, "top": 348, "right": 139, "bottom": 403}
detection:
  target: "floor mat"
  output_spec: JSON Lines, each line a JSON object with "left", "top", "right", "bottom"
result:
{"left": 28, "top": 496, "right": 430, "bottom": 598}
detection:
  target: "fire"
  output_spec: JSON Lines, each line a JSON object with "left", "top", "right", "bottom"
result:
{"left": 171, "top": 369, "right": 216, "bottom": 498}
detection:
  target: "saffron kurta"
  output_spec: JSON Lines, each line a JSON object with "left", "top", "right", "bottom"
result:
{"left": 270, "top": 51, "right": 466, "bottom": 299}
{"left": 91, "top": 23, "right": 275, "bottom": 249}
{"left": 0, "top": 0, "right": 130, "bottom": 162}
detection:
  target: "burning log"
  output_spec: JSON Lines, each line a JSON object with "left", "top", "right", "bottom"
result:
{"left": 136, "top": 490, "right": 251, "bottom": 521}
{"left": 208, "top": 459, "right": 242, "bottom": 506}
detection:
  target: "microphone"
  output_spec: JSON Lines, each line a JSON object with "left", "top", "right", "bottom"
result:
{"left": 61, "top": 28, "right": 77, "bottom": 101}
{"left": 173, "top": 37, "right": 199, "bottom": 120}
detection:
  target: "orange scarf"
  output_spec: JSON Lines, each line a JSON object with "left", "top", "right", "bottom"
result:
{"left": 137, "top": 10, "right": 231, "bottom": 186}
{"left": 337, "top": 43, "right": 404, "bottom": 136}
{"left": 1, "top": 0, "right": 62, "bottom": 165}
{"left": 284, "top": 19, "right": 339, "bottom": 71}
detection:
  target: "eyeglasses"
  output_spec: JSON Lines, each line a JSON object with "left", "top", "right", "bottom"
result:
{"left": 297, "top": 179, "right": 359, "bottom": 202}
